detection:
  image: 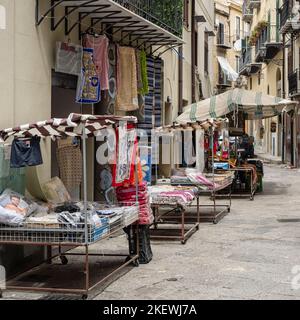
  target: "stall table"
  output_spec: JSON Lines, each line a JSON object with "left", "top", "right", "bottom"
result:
{"left": 148, "top": 186, "right": 200, "bottom": 244}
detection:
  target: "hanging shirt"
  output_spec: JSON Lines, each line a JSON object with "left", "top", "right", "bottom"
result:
{"left": 10, "top": 136, "right": 43, "bottom": 168}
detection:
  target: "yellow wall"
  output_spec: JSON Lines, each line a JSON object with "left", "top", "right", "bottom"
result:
{"left": 243, "top": 0, "right": 283, "bottom": 157}
{"left": 213, "top": 0, "right": 242, "bottom": 92}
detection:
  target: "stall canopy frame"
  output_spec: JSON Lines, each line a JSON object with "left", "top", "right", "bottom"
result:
{"left": 0, "top": 112, "right": 138, "bottom": 240}
{"left": 176, "top": 88, "right": 298, "bottom": 124}
{"left": 0, "top": 113, "right": 140, "bottom": 298}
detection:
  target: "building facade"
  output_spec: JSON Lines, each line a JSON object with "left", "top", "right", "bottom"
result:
{"left": 279, "top": 0, "right": 300, "bottom": 167}
{"left": 0, "top": 0, "right": 215, "bottom": 275}
{"left": 213, "top": 0, "right": 242, "bottom": 95}
{"left": 240, "top": 0, "right": 284, "bottom": 160}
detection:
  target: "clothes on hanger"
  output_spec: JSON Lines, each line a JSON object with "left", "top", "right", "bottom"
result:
{"left": 10, "top": 136, "right": 43, "bottom": 168}
{"left": 83, "top": 34, "right": 109, "bottom": 91}
{"left": 76, "top": 48, "right": 101, "bottom": 104}
{"left": 55, "top": 41, "right": 83, "bottom": 76}
{"left": 115, "top": 46, "right": 139, "bottom": 111}
{"left": 139, "top": 50, "right": 149, "bottom": 95}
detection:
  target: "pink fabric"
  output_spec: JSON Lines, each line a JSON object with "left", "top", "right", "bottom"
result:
{"left": 83, "top": 35, "right": 109, "bottom": 91}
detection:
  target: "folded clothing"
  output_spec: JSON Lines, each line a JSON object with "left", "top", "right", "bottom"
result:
{"left": 149, "top": 185, "right": 197, "bottom": 207}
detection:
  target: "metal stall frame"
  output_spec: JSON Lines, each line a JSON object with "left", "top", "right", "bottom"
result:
{"left": 228, "top": 166, "right": 257, "bottom": 201}
{"left": 150, "top": 193, "right": 200, "bottom": 245}
{"left": 0, "top": 114, "right": 140, "bottom": 299}
{"left": 193, "top": 126, "right": 233, "bottom": 224}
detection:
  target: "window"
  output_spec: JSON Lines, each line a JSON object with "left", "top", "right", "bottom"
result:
{"left": 195, "top": 29, "right": 198, "bottom": 67}
{"left": 204, "top": 33, "right": 209, "bottom": 74}
{"left": 236, "top": 16, "right": 241, "bottom": 40}
{"left": 218, "top": 23, "right": 224, "bottom": 45}
{"left": 183, "top": 0, "right": 189, "bottom": 28}
{"left": 0, "top": 5, "right": 6, "bottom": 30}
{"left": 258, "top": 72, "right": 261, "bottom": 85}
{"left": 236, "top": 56, "right": 240, "bottom": 73}
{"left": 250, "top": 77, "right": 252, "bottom": 90}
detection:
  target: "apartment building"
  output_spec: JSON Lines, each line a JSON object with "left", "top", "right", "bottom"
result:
{"left": 240, "top": 0, "right": 284, "bottom": 159}
{"left": 279, "top": 0, "right": 300, "bottom": 167}
{"left": 213, "top": 0, "right": 242, "bottom": 95}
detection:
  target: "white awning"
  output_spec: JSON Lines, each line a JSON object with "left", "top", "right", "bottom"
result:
{"left": 217, "top": 56, "right": 239, "bottom": 82}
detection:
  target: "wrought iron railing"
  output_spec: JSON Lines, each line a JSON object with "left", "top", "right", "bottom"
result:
{"left": 217, "top": 31, "right": 231, "bottom": 48}
{"left": 114, "top": 0, "right": 183, "bottom": 37}
{"left": 255, "top": 27, "right": 268, "bottom": 56}
{"left": 242, "top": 1, "right": 253, "bottom": 21}
{"left": 239, "top": 47, "right": 252, "bottom": 72}
{"left": 279, "top": 0, "right": 293, "bottom": 30}
{"left": 218, "top": 70, "right": 232, "bottom": 86}
{"left": 289, "top": 69, "right": 300, "bottom": 96}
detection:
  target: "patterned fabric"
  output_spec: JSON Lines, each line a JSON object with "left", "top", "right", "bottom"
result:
{"left": 115, "top": 46, "right": 139, "bottom": 111}
{"left": 176, "top": 88, "right": 297, "bottom": 124}
{"left": 83, "top": 34, "right": 109, "bottom": 91}
{"left": 0, "top": 113, "right": 137, "bottom": 142}
{"left": 76, "top": 48, "right": 101, "bottom": 104}
{"left": 56, "top": 145, "right": 83, "bottom": 193}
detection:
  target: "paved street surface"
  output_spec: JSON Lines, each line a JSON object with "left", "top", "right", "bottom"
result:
{"left": 2, "top": 164, "right": 300, "bottom": 300}
{"left": 95, "top": 164, "right": 300, "bottom": 300}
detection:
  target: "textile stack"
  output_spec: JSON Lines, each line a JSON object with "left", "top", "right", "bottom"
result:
{"left": 116, "top": 182, "right": 153, "bottom": 225}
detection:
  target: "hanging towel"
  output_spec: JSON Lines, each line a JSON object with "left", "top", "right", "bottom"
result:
{"left": 116, "top": 46, "right": 139, "bottom": 111}
{"left": 140, "top": 51, "right": 149, "bottom": 95}
{"left": 83, "top": 34, "right": 109, "bottom": 91}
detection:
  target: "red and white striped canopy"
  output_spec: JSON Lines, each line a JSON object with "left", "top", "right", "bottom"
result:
{"left": 0, "top": 113, "right": 137, "bottom": 142}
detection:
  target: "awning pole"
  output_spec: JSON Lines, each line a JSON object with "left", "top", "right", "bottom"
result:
{"left": 82, "top": 125, "right": 88, "bottom": 244}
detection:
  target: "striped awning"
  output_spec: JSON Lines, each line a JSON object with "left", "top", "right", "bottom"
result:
{"left": 176, "top": 89, "right": 298, "bottom": 124}
{"left": 0, "top": 113, "right": 137, "bottom": 142}
{"left": 155, "top": 118, "right": 227, "bottom": 134}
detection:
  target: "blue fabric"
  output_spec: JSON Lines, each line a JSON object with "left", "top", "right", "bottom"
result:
{"left": 10, "top": 136, "right": 43, "bottom": 168}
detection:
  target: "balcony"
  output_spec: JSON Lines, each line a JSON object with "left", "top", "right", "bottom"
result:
{"left": 289, "top": 69, "right": 300, "bottom": 97}
{"left": 248, "top": 0, "right": 261, "bottom": 10}
{"left": 239, "top": 47, "right": 262, "bottom": 76}
{"left": 35, "top": 0, "right": 183, "bottom": 46}
{"left": 255, "top": 28, "right": 268, "bottom": 63}
{"left": 279, "top": 0, "right": 299, "bottom": 34}
{"left": 254, "top": 23, "right": 283, "bottom": 63}
{"left": 114, "top": 0, "right": 183, "bottom": 37}
{"left": 242, "top": 2, "right": 253, "bottom": 22}
{"left": 216, "top": 32, "right": 231, "bottom": 50}
{"left": 265, "top": 24, "right": 283, "bottom": 60}
{"left": 217, "top": 70, "right": 232, "bottom": 92}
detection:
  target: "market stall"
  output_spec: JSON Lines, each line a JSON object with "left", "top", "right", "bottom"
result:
{"left": 176, "top": 88, "right": 298, "bottom": 200}
{"left": 151, "top": 120, "right": 233, "bottom": 228}
{"left": 148, "top": 184, "right": 200, "bottom": 244}
{"left": 0, "top": 113, "right": 148, "bottom": 299}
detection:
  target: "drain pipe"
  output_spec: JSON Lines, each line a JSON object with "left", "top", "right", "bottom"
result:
{"left": 191, "top": 0, "right": 196, "bottom": 103}
{"left": 282, "top": 33, "right": 286, "bottom": 164}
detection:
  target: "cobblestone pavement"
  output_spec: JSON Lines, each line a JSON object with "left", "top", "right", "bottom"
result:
{"left": 2, "top": 164, "right": 300, "bottom": 300}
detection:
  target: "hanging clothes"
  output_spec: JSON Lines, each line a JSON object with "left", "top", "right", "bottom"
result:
{"left": 139, "top": 51, "right": 149, "bottom": 95}
{"left": 83, "top": 34, "right": 109, "bottom": 91}
{"left": 76, "top": 48, "right": 101, "bottom": 104}
{"left": 0, "top": 144, "right": 25, "bottom": 194}
{"left": 115, "top": 46, "right": 139, "bottom": 111}
{"left": 56, "top": 144, "right": 83, "bottom": 194}
{"left": 10, "top": 136, "right": 43, "bottom": 168}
